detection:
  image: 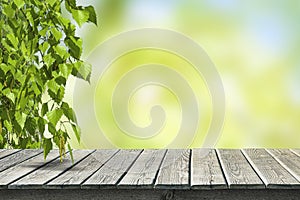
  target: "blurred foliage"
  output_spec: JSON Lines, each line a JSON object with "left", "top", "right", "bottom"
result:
{"left": 71, "top": 0, "right": 300, "bottom": 148}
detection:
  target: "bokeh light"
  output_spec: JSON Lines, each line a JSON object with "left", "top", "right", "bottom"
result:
{"left": 66, "top": 0, "right": 300, "bottom": 148}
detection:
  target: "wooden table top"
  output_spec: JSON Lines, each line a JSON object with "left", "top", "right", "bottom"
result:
{"left": 0, "top": 149, "right": 300, "bottom": 190}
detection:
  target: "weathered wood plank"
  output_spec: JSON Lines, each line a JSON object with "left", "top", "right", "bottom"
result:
{"left": 191, "top": 149, "right": 226, "bottom": 189}
{"left": 47, "top": 149, "right": 118, "bottom": 189}
{"left": 242, "top": 149, "right": 300, "bottom": 188}
{"left": 82, "top": 150, "right": 142, "bottom": 189}
{"left": 9, "top": 150, "right": 93, "bottom": 189}
{"left": 118, "top": 149, "right": 166, "bottom": 188}
{"left": 1, "top": 148, "right": 300, "bottom": 192}
{"left": 0, "top": 149, "right": 21, "bottom": 160}
{"left": 291, "top": 149, "right": 300, "bottom": 157}
{"left": 217, "top": 149, "right": 263, "bottom": 189}
{"left": 0, "top": 150, "right": 59, "bottom": 189}
{"left": 0, "top": 149, "right": 42, "bottom": 173}
{"left": 267, "top": 149, "right": 300, "bottom": 182}
{"left": 155, "top": 149, "right": 190, "bottom": 189}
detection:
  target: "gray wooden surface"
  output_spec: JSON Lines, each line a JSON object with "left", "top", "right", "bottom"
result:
{"left": 155, "top": 149, "right": 190, "bottom": 189}
{"left": 1, "top": 148, "right": 300, "bottom": 199}
{"left": 242, "top": 149, "right": 300, "bottom": 188}
{"left": 267, "top": 149, "right": 300, "bottom": 182}
{"left": 191, "top": 149, "right": 226, "bottom": 189}
{"left": 9, "top": 150, "right": 93, "bottom": 189}
{"left": 0, "top": 150, "right": 59, "bottom": 189}
{"left": 217, "top": 149, "right": 264, "bottom": 189}
{"left": 0, "top": 149, "right": 20, "bottom": 160}
{"left": 47, "top": 149, "right": 118, "bottom": 189}
{"left": 82, "top": 149, "right": 142, "bottom": 189}
{"left": 0, "top": 149, "right": 42, "bottom": 173}
{"left": 118, "top": 149, "right": 166, "bottom": 188}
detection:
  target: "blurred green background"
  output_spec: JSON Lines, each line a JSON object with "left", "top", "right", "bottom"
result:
{"left": 66, "top": 0, "right": 300, "bottom": 148}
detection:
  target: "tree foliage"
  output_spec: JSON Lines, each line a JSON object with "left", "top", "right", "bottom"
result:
{"left": 0, "top": 0, "right": 96, "bottom": 161}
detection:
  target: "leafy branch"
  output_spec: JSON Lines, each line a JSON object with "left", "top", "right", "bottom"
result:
{"left": 0, "top": 0, "right": 97, "bottom": 161}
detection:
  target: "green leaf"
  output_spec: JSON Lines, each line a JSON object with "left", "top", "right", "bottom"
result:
{"left": 3, "top": 88, "right": 15, "bottom": 103}
{"left": 13, "top": 0, "right": 25, "bottom": 9}
{"left": 6, "top": 33, "right": 19, "bottom": 49}
{"left": 32, "top": 82, "right": 42, "bottom": 96}
{"left": 46, "top": 109, "right": 63, "bottom": 126}
{"left": 4, "top": 120, "right": 13, "bottom": 132}
{"left": 38, "top": 117, "right": 46, "bottom": 134}
{"left": 65, "top": 36, "right": 82, "bottom": 59}
{"left": 3, "top": 5, "right": 15, "bottom": 18}
{"left": 61, "top": 102, "right": 70, "bottom": 109}
{"left": 46, "top": 0, "right": 57, "bottom": 6}
{"left": 47, "top": 90, "right": 57, "bottom": 103}
{"left": 71, "top": 124, "right": 81, "bottom": 143}
{"left": 85, "top": 6, "right": 97, "bottom": 25}
{"left": 39, "top": 28, "right": 48, "bottom": 36}
{"left": 19, "top": 94, "right": 28, "bottom": 110}
{"left": 47, "top": 79, "right": 60, "bottom": 93}
{"left": 51, "top": 28, "right": 62, "bottom": 41}
{"left": 0, "top": 64, "right": 11, "bottom": 74}
{"left": 65, "top": 0, "right": 76, "bottom": 12}
{"left": 39, "top": 42, "right": 50, "bottom": 54}
{"left": 44, "top": 53, "right": 55, "bottom": 67}
{"left": 72, "top": 61, "right": 92, "bottom": 82}
{"left": 55, "top": 76, "right": 66, "bottom": 86}
{"left": 6, "top": 92, "right": 16, "bottom": 103}
{"left": 25, "top": 10, "right": 34, "bottom": 25}
{"left": 48, "top": 122, "right": 56, "bottom": 135}
{"left": 71, "top": 9, "right": 89, "bottom": 27}
{"left": 15, "top": 70, "right": 26, "bottom": 85}
{"left": 62, "top": 106, "right": 77, "bottom": 123}
{"left": 20, "top": 41, "right": 27, "bottom": 56}
{"left": 41, "top": 103, "right": 48, "bottom": 116}
{"left": 24, "top": 117, "right": 37, "bottom": 135}
{"left": 15, "top": 112, "right": 27, "bottom": 130}
{"left": 59, "top": 64, "right": 73, "bottom": 78}
{"left": 43, "top": 138, "right": 53, "bottom": 160}
{"left": 56, "top": 86, "right": 65, "bottom": 102}
{"left": 68, "top": 143, "right": 74, "bottom": 163}
{"left": 66, "top": 0, "right": 76, "bottom": 8}
{"left": 54, "top": 45, "right": 69, "bottom": 59}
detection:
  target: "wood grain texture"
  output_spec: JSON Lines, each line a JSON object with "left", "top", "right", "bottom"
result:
{"left": 267, "top": 149, "right": 300, "bottom": 182}
{"left": 191, "top": 149, "right": 226, "bottom": 189}
{"left": 118, "top": 149, "right": 166, "bottom": 188}
{"left": 291, "top": 149, "right": 300, "bottom": 157}
{"left": 217, "top": 149, "right": 264, "bottom": 189}
{"left": 82, "top": 150, "right": 142, "bottom": 189}
{"left": 155, "top": 149, "right": 190, "bottom": 189}
{"left": 0, "top": 149, "right": 42, "bottom": 173}
{"left": 1, "top": 148, "right": 300, "bottom": 192}
{"left": 242, "top": 149, "right": 300, "bottom": 189}
{"left": 0, "top": 149, "right": 21, "bottom": 160}
{"left": 47, "top": 149, "right": 118, "bottom": 189}
{"left": 0, "top": 150, "right": 59, "bottom": 188}
{"left": 9, "top": 150, "right": 93, "bottom": 189}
